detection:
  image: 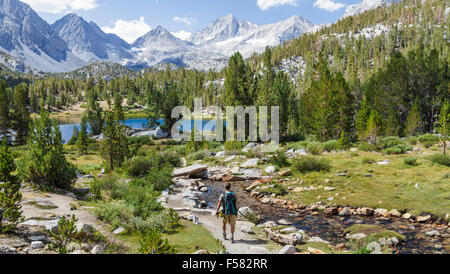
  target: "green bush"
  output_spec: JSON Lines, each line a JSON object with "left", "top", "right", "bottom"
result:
{"left": 307, "top": 142, "right": 324, "bottom": 155}
{"left": 408, "top": 137, "right": 419, "bottom": 145}
{"left": 124, "top": 156, "right": 152, "bottom": 177}
{"left": 269, "top": 151, "right": 290, "bottom": 168}
{"left": 292, "top": 157, "right": 331, "bottom": 173}
{"left": 94, "top": 201, "right": 135, "bottom": 230}
{"left": 383, "top": 144, "right": 413, "bottom": 155}
{"left": 418, "top": 134, "right": 440, "bottom": 144}
{"left": 429, "top": 154, "right": 450, "bottom": 167}
{"left": 404, "top": 157, "right": 418, "bottom": 166}
{"left": 422, "top": 141, "right": 435, "bottom": 148}
{"left": 322, "top": 140, "right": 339, "bottom": 152}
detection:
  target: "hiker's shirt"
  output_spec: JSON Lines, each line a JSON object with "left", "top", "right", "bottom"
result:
{"left": 220, "top": 191, "right": 237, "bottom": 216}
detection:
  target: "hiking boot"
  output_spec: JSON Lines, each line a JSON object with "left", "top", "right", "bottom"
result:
{"left": 223, "top": 233, "right": 227, "bottom": 240}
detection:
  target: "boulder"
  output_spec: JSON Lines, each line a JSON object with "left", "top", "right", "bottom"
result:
{"left": 113, "top": 227, "right": 125, "bottom": 235}
{"left": 244, "top": 142, "right": 258, "bottom": 149}
{"left": 173, "top": 165, "right": 208, "bottom": 177}
{"left": 279, "top": 245, "right": 297, "bottom": 254}
{"left": 357, "top": 207, "right": 374, "bottom": 216}
{"left": 280, "top": 227, "right": 297, "bottom": 234}
{"left": 257, "top": 220, "right": 277, "bottom": 228}
{"left": 307, "top": 237, "right": 330, "bottom": 244}
{"left": 376, "top": 160, "right": 391, "bottom": 165}
{"left": 240, "top": 226, "right": 255, "bottom": 234}
{"left": 425, "top": 230, "right": 440, "bottom": 237}
{"left": 294, "top": 149, "right": 308, "bottom": 156}
{"left": 81, "top": 224, "right": 94, "bottom": 236}
{"left": 224, "top": 155, "right": 237, "bottom": 162}
{"left": 222, "top": 172, "right": 245, "bottom": 182}
{"left": 31, "top": 241, "right": 44, "bottom": 249}
{"left": 238, "top": 207, "right": 256, "bottom": 218}
{"left": 375, "top": 208, "right": 389, "bottom": 217}
{"left": 401, "top": 213, "right": 414, "bottom": 220}
{"left": 417, "top": 215, "right": 431, "bottom": 223}
{"left": 338, "top": 207, "right": 351, "bottom": 216}
{"left": 91, "top": 245, "right": 104, "bottom": 254}
{"left": 278, "top": 170, "right": 292, "bottom": 177}
{"left": 241, "top": 158, "right": 259, "bottom": 168}
{"left": 389, "top": 209, "right": 402, "bottom": 218}
{"left": 265, "top": 166, "right": 276, "bottom": 174}
{"left": 215, "top": 151, "right": 226, "bottom": 158}
{"left": 324, "top": 207, "right": 338, "bottom": 215}
{"left": 367, "top": 242, "right": 382, "bottom": 254}
{"left": 20, "top": 219, "right": 59, "bottom": 232}
{"left": 28, "top": 235, "right": 47, "bottom": 242}
{"left": 307, "top": 247, "right": 325, "bottom": 254}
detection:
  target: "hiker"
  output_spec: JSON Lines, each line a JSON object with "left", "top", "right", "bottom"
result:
{"left": 215, "top": 182, "right": 238, "bottom": 244}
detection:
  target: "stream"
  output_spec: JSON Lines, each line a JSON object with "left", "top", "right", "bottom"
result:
{"left": 200, "top": 180, "right": 449, "bottom": 254}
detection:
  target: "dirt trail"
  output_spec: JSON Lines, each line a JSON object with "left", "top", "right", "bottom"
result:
{"left": 166, "top": 180, "right": 277, "bottom": 254}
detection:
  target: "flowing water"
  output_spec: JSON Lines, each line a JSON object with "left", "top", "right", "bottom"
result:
{"left": 201, "top": 180, "right": 449, "bottom": 254}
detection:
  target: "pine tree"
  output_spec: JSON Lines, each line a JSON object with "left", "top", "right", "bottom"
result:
{"left": 11, "top": 84, "right": 31, "bottom": 146}
{"left": 86, "top": 91, "right": 104, "bottom": 136}
{"left": 76, "top": 115, "right": 88, "bottom": 155}
{"left": 68, "top": 126, "right": 79, "bottom": 145}
{"left": 17, "top": 110, "right": 77, "bottom": 190}
{"left": 356, "top": 96, "right": 371, "bottom": 141}
{"left": 365, "top": 109, "right": 383, "bottom": 145}
{"left": 0, "top": 81, "right": 11, "bottom": 143}
{"left": 438, "top": 99, "right": 449, "bottom": 154}
{"left": 405, "top": 98, "right": 422, "bottom": 136}
{"left": 100, "top": 108, "right": 130, "bottom": 171}
{"left": 0, "top": 140, "right": 22, "bottom": 232}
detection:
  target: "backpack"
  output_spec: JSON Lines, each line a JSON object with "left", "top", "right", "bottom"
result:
{"left": 222, "top": 192, "right": 236, "bottom": 216}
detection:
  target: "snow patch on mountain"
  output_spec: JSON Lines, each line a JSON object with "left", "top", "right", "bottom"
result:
{"left": 343, "top": 0, "right": 397, "bottom": 18}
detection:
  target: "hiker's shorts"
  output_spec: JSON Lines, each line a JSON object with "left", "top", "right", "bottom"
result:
{"left": 222, "top": 215, "right": 237, "bottom": 227}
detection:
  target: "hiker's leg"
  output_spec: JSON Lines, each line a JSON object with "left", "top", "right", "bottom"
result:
{"left": 222, "top": 217, "right": 227, "bottom": 239}
{"left": 230, "top": 215, "right": 236, "bottom": 243}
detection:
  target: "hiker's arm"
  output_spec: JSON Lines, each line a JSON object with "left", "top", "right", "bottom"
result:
{"left": 215, "top": 199, "right": 222, "bottom": 215}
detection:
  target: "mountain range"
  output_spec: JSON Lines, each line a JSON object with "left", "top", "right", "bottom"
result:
{"left": 0, "top": 0, "right": 393, "bottom": 73}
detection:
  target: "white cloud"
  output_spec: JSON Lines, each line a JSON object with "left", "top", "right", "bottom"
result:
{"left": 256, "top": 0, "right": 297, "bottom": 11}
{"left": 102, "top": 17, "right": 151, "bottom": 44}
{"left": 172, "top": 16, "right": 197, "bottom": 26}
{"left": 171, "top": 30, "right": 192, "bottom": 41}
{"left": 313, "top": 0, "right": 345, "bottom": 12}
{"left": 20, "top": 0, "right": 98, "bottom": 14}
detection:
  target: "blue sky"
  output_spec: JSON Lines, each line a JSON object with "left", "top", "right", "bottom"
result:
{"left": 20, "top": 0, "right": 361, "bottom": 43}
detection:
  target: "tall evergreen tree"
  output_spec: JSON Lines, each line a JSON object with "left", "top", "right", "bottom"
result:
{"left": 76, "top": 115, "right": 88, "bottom": 155}
{"left": 0, "top": 140, "right": 22, "bottom": 232}
{"left": 405, "top": 98, "right": 422, "bottom": 136}
{"left": 100, "top": 107, "right": 130, "bottom": 170}
{"left": 17, "top": 110, "right": 77, "bottom": 190}
{"left": 12, "top": 84, "right": 31, "bottom": 146}
{"left": 0, "top": 81, "right": 11, "bottom": 143}
{"left": 438, "top": 99, "right": 449, "bottom": 154}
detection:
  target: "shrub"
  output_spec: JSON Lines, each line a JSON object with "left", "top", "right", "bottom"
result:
{"left": 322, "top": 140, "right": 340, "bottom": 152}
{"left": 429, "top": 154, "right": 450, "bottom": 167}
{"left": 292, "top": 157, "right": 331, "bottom": 173}
{"left": 159, "top": 152, "right": 183, "bottom": 168}
{"left": 408, "top": 137, "right": 419, "bottom": 145}
{"left": 224, "top": 140, "right": 247, "bottom": 151}
{"left": 269, "top": 151, "right": 290, "bottom": 168}
{"left": 94, "top": 201, "right": 135, "bottom": 230}
{"left": 138, "top": 229, "right": 176, "bottom": 254}
{"left": 404, "top": 157, "right": 418, "bottom": 166}
{"left": 418, "top": 134, "right": 440, "bottom": 144}
{"left": 422, "top": 141, "right": 435, "bottom": 148}
{"left": 50, "top": 215, "right": 78, "bottom": 254}
{"left": 307, "top": 142, "right": 324, "bottom": 155}
{"left": 383, "top": 144, "right": 413, "bottom": 155}
{"left": 124, "top": 156, "right": 152, "bottom": 177}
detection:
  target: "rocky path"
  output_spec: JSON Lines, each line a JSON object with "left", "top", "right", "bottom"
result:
{"left": 165, "top": 178, "right": 277, "bottom": 254}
